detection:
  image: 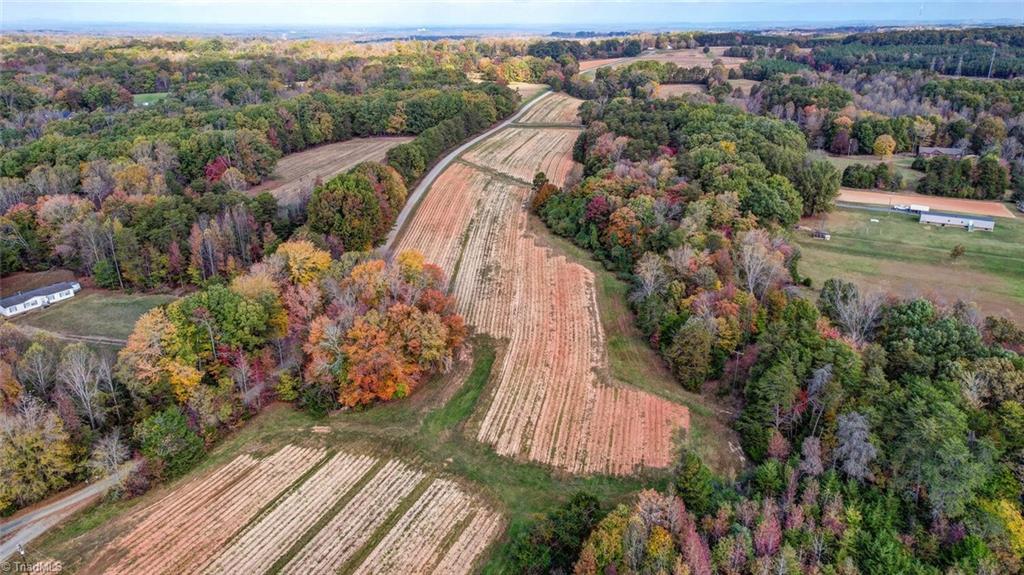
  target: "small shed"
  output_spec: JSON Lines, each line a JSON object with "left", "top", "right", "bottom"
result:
{"left": 919, "top": 211, "right": 995, "bottom": 232}
{"left": 0, "top": 281, "right": 81, "bottom": 317}
{"left": 917, "top": 146, "right": 965, "bottom": 159}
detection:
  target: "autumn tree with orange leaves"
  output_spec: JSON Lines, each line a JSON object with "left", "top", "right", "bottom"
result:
{"left": 304, "top": 251, "right": 464, "bottom": 407}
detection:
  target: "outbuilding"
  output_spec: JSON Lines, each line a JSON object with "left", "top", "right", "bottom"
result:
{"left": 0, "top": 281, "right": 81, "bottom": 317}
{"left": 917, "top": 146, "right": 965, "bottom": 159}
{"left": 919, "top": 211, "right": 995, "bottom": 232}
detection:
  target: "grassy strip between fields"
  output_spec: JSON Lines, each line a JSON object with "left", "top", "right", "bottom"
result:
{"left": 420, "top": 343, "right": 497, "bottom": 439}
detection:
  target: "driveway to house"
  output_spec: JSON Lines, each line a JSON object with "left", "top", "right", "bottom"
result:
{"left": 0, "top": 462, "right": 137, "bottom": 562}
{"left": 384, "top": 90, "right": 552, "bottom": 250}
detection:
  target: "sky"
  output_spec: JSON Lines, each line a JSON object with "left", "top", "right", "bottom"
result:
{"left": 2, "top": 0, "right": 1022, "bottom": 31}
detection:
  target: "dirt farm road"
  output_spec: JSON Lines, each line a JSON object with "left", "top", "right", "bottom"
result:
{"left": 0, "top": 462, "right": 136, "bottom": 562}
{"left": 383, "top": 89, "right": 552, "bottom": 250}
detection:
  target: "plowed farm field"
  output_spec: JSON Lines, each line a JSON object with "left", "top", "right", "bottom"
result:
{"left": 249, "top": 137, "right": 412, "bottom": 206}
{"left": 396, "top": 99, "right": 690, "bottom": 475}
{"left": 462, "top": 127, "right": 581, "bottom": 185}
{"left": 513, "top": 93, "right": 582, "bottom": 125}
{"left": 78, "top": 445, "right": 500, "bottom": 575}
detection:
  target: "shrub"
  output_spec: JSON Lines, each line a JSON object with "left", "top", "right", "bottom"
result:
{"left": 133, "top": 406, "right": 204, "bottom": 479}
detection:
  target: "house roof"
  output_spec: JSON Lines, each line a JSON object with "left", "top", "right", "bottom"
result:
{"left": 0, "top": 281, "right": 78, "bottom": 309}
{"left": 920, "top": 211, "right": 995, "bottom": 223}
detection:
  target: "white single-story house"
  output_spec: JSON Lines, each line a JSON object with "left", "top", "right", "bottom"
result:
{"left": 0, "top": 281, "right": 81, "bottom": 318}
{"left": 919, "top": 211, "right": 995, "bottom": 232}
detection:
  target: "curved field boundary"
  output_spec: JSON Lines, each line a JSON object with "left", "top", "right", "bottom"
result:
{"left": 394, "top": 102, "right": 690, "bottom": 475}
{"left": 248, "top": 137, "right": 413, "bottom": 207}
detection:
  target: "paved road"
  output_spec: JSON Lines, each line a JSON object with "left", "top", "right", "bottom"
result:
{"left": 0, "top": 463, "right": 136, "bottom": 561}
{"left": 383, "top": 90, "right": 553, "bottom": 250}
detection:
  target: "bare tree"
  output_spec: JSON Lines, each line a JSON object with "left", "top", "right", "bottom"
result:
{"left": 737, "top": 229, "right": 786, "bottom": 300}
{"left": 821, "top": 284, "right": 884, "bottom": 345}
{"left": 833, "top": 412, "right": 877, "bottom": 482}
{"left": 232, "top": 351, "right": 261, "bottom": 409}
{"left": 16, "top": 339, "right": 56, "bottom": 398}
{"left": 631, "top": 252, "right": 668, "bottom": 302}
{"left": 87, "top": 429, "right": 129, "bottom": 480}
{"left": 96, "top": 352, "right": 122, "bottom": 423}
{"left": 58, "top": 343, "right": 105, "bottom": 429}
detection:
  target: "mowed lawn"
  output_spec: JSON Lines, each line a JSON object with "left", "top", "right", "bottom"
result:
{"left": 797, "top": 208, "right": 1024, "bottom": 321}
{"left": 132, "top": 92, "right": 169, "bottom": 106}
{"left": 13, "top": 291, "right": 175, "bottom": 341}
{"left": 811, "top": 151, "right": 923, "bottom": 188}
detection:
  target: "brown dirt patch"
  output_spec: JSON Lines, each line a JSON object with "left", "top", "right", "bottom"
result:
{"left": 839, "top": 188, "right": 1016, "bottom": 219}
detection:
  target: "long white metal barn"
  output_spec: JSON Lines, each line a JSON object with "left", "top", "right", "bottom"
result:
{"left": 919, "top": 211, "right": 995, "bottom": 232}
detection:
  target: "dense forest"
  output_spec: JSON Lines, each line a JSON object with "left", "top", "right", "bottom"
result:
{"left": 0, "top": 37, "right": 518, "bottom": 287}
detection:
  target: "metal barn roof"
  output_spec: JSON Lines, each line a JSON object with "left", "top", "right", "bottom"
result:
{"left": 920, "top": 211, "right": 995, "bottom": 223}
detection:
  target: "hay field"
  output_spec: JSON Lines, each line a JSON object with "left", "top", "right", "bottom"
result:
{"left": 78, "top": 446, "right": 501, "bottom": 575}
{"left": 396, "top": 101, "right": 690, "bottom": 475}
{"left": 513, "top": 92, "right": 582, "bottom": 125}
{"left": 249, "top": 137, "right": 413, "bottom": 206}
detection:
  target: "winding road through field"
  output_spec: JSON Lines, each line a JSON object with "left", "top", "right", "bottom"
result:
{"left": 384, "top": 90, "right": 552, "bottom": 250}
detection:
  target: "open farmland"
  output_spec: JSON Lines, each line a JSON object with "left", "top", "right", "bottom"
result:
{"left": 462, "top": 127, "right": 581, "bottom": 185}
{"left": 508, "top": 82, "right": 548, "bottom": 102}
{"left": 655, "top": 83, "right": 707, "bottom": 98}
{"left": 513, "top": 92, "right": 582, "bottom": 125}
{"left": 76, "top": 445, "right": 500, "bottom": 575}
{"left": 396, "top": 99, "right": 691, "bottom": 475}
{"left": 838, "top": 188, "right": 1017, "bottom": 218}
{"left": 578, "top": 57, "right": 626, "bottom": 71}
{"left": 637, "top": 46, "right": 746, "bottom": 69}
{"left": 248, "top": 137, "right": 412, "bottom": 206}
{"left": 797, "top": 208, "right": 1024, "bottom": 321}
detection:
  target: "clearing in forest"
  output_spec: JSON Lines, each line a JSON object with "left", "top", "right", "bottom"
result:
{"left": 79, "top": 445, "right": 501, "bottom": 575}
{"left": 637, "top": 46, "right": 746, "bottom": 69}
{"left": 248, "top": 137, "right": 413, "bottom": 207}
{"left": 513, "top": 93, "right": 582, "bottom": 125}
{"left": 797, "top": 208, "right": 1024, "bottom": 321}
{"left": 396, "top": 105, "right": 690, "bottom": 475}
{"left": 654, "top": 84, "right": 707, "bottom": 98}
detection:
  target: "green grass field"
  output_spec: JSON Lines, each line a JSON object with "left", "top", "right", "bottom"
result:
{"left": 797, "top": 208, "right": 1024, "bottom": 320}
{"left": 811, "top": 151, "right": 923, "bottom": 188}
{"left": 13, "top": 291, "right": 175, "bottom": 342}
{"left": 132, "top": 92, "right": 169, "bottom": 106}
